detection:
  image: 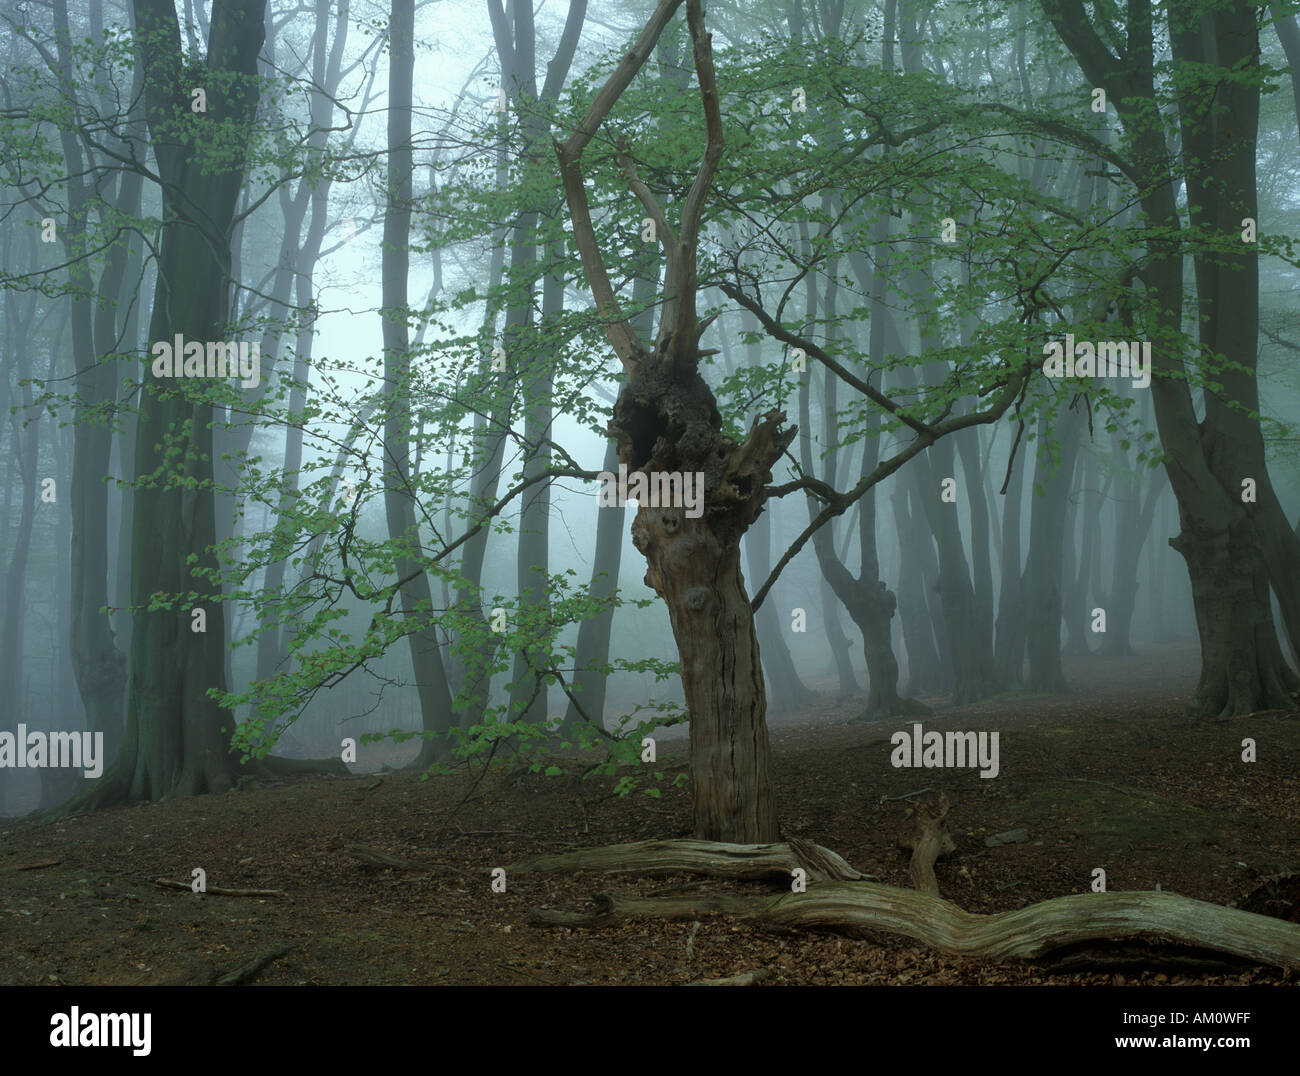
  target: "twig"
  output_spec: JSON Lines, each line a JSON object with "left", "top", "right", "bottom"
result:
{"left": 1058, "top": 777, "right": 1162, "bottom": 805}
{"left": 214, "top": 944, "right": 296, "bottom": 986}
{"left": 153, "top": 878, "right": 288, "bottom": 898}
{"left": 0, "top": 857, "right": 62, "bottom": 873}
{"left": 879, "top": 787, "right": 932, "bottom": 803}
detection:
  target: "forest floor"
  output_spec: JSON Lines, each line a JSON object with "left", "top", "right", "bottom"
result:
{"left": 2, "top": 642, "right": 1298, "bottom": 986}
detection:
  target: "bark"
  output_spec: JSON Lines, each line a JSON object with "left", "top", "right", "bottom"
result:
{"left": 1273, "top": 2, "right": 1300, "bottom": 157}
{"left": 1168, "top": 0, "right": 1300, "bottom": 711}
{"left": 956, "top": 426, "right": 995, "bottom": 651}
{"left": 794, "top": 317, "right": 858, "bottom": 696}
{"left": 254, "top": 0, "right": 347, "bottom": 685}
{"left": 740, "top": 316, "right": 811, "bottom": 715}
{"left": 556, "top": 0, "right": 790, "bottom": 841}
{"left": 799, "top": 356, "right": 924, "bottom": 720}
{"left": 824, "top": 206, "right": 921, "bottom": 718}
{"left": 617, "top": 379, "right": 792, "bottom": 841}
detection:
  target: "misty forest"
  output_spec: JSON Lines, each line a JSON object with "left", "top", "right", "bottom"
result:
{"left": 1, "top": 0, "right": 1299, "bottom": 989}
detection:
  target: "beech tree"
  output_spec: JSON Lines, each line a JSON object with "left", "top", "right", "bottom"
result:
{"left": 1042, "top": 0, "right": 1300, "bottom": 715}
{"left": 73, "top": 0, "right": 268, "bottom": 804}
{"left": 555, "top": 0, "right": 1033, "bottom": 840}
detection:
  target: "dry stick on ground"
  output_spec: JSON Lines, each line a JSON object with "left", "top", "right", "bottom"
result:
{"left": 897, "top": 795, "right": 955, "bottom": 895}
{"left": 214, "top": 944, "right": 296, "bottom": 986}
{"left": 342, "top": 845, "right": 470, "bottom": 876}
{"left": 0, "top": 857, "right": 62, "bottom": 873}
{"left": 879, "top": 787, "right": 932, "bottom": 803}
{"left": 153, "top": 879, "right": 288, "bottom": 898}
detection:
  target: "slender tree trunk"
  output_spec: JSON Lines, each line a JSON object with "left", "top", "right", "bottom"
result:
{"left": 381, "top": 0, "right": 456, "bottom": 766}
{"left": 746, "top": 501, "right": 814, "bottom": 713}
{"left": 1024, "top": 407, "right": 1083, "bottom": 692}
{"left": 892, "top": 474, "right": 945, "bottom": 697}
{"left": 993, "top": 435, "right": 1027, "bottom": 688}
{"left": 1101, "top": 434, "right": 1167, "bottom": 656}
{"left": 1, "top": 289, "right": 40, "bottom": 740}
{"left": 561, "top": 437, "right": 626, "bottom": 732}
{"left": 1063, "top": 450, "right": 1104, "bottom": 655}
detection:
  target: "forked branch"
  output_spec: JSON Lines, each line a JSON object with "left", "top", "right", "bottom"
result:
{"left": 554, "top": 0, "right": 723, "bottom": 375}
{"left": 554, "top": 0, "right": 686, "bottom": 376}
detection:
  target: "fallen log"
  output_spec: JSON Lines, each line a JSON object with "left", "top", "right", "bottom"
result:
{"left": 528, "top": 883, "right": 1300, "bottom": 970}
{"left": 508, "top": 837, "right": 872, "bottom": 883}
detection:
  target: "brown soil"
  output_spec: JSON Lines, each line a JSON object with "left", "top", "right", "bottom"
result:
{"left": 1, "top": 644, "right": 1297, "bottom": 986}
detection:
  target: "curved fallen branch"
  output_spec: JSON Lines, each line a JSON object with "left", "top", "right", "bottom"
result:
{"left": 507, "top": 837, "right": 872, "bottom": 883}
{"left": 528, "top": 883, "right": 1300, "bottom": 970}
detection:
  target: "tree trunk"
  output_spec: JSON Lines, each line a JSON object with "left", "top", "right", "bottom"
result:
{"left": 746, "top": 502, "right": 814, "bottom": 713}
{"left": 381, "top": 0, "right": 456, "bottom": 766}
{"left": 1043, "top": 0, "right": 1300, "bottom": 715}
{"left": 1062, "top": 449, "right": 1103, "bottom": 656}
{"left": 561, "top": 437, "right": 626, "bottom": 733}
{"left": 1101, "top": 433, "right": 1166, "bottom": 656}
{"left": 613, "top": 357, "right": 792, "bottom": 842}
{"left": 69, "top": 0, "right": 269, "bottom": 807}
{"left": 892, "top": 475, "right": 945, "bottom": 696}
{"left": 1024, "top": 407, "right": 1082, "bottom": 693}
{"left": 993, "top": 436, "right": 1027, "bottom": 688}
